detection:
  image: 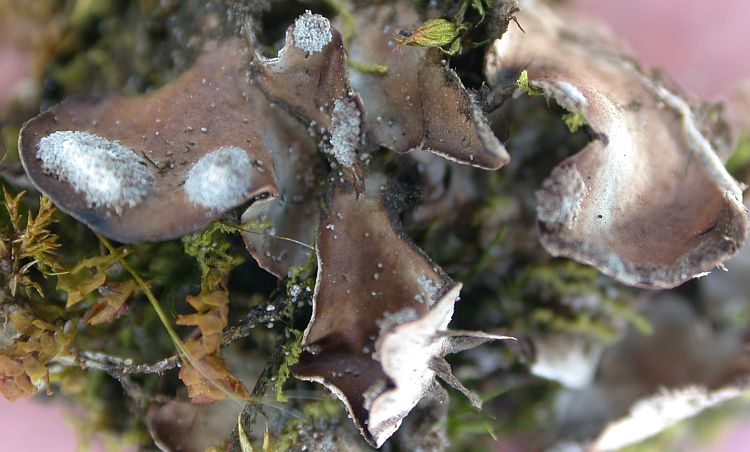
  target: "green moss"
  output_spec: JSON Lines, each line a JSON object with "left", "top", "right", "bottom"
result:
{"left": 446, "top": 385, "right": 511, "bottom": 445}
{"left": 182, "top": 220, "right": 268, "bottom": 291}
{"left": 562, "top": 111, "right": 585, "bottom": 133}
{"left": 272, "top": 260, "right": 316, "bottom": 402}
{"left": 396, "top": 18, "right": 463, "bottom": 48}
{"left": 516, "top": 70, "right": 544, "bottom": 96}
{"left": 70, "top": 0, "right": 116, "bottom": 27}
{"left": 274, "top": 328, "right": 303, "bottom": 403}
{"left": 726, "top": 134, "right": 750, "bottom": 178}
{"left": 524, "top": 260, "right": 651, "bottom": 341}
{"left": 276, "top": 399, "right": 344, "bottom": 451}
{"left": 0, "top": 125, "right": 20, "bottom": 163}
{"left": 349, "top": 60, "right": 389, "bottom": 75}
{"left": 470, "top": 0, "right": 491, "bottom": 22}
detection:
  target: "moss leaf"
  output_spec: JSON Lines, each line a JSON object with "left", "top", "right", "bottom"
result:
{"left": 84, "top": 279, "right": 138, "bottom": 325}
{"left": 57, "top": 251, "right": 125, "bottom": 307}
{"left": 178, "top": 339, "right": 249, "bottom": 404}
{"left": 395, "top": 18, "right": 462, "bottom": 49}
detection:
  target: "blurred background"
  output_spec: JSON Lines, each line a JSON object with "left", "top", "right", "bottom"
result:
{"left": 1, "top": 0, "right": 749, "bottom": 451}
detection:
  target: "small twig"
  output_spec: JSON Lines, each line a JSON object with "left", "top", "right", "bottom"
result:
{"left": 232, "top": 334, "right": 290, "bottom": 452}
{"left": 229, "top": 222, "right": 315, "bottom": 251}
{"left": 223, "top": 302, "right": 284, "bottom": 343}
{"left": 230, "top": 291, "right": 308, "bottom": 451}
{"left": 117, "top": 374, "right": 172, "bottom": 405}
{"left": 74, "top": 351, "right": 180, "bottom": 376}
{"left": 67, "top": 302, "right": 284, "bottom": 377}
{"left": 67, "top": 353, "right": 172, "bottom": 404}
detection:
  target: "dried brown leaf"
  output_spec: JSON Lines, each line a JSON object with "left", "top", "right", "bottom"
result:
{"left": 84, "top": 279, "right": 138, "bottom": 325}
{"left": 0, "top": 313, "right": 75, "bottom": 401}
{"left": 177, "top": 290, "right": 229, "bottom": 355}
{"left": 178, "top": 339, "right": 249, "bottom": 404}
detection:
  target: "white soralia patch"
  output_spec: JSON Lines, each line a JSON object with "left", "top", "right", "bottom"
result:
{"left": 184, "top": 146, "right": 253, "bottom": 211}
{"left": 328, "top": 97, "right": 361, "bottom": 168}
{"left": 292, "top": 10, "right": 332, "bottom": 53}
{"left": 415, "top": 274, "right": 441, "bottom": 306}
{"left": 37, "top": 130, "right": 154, "bottom": 213}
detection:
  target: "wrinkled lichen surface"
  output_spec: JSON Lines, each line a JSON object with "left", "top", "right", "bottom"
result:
{"left": 2, "top": 1, "right": 750, "bottom": 451}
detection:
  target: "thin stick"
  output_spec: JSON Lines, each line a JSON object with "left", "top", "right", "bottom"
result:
{"left": 95, "top": 233, "right": 248, "bottom": 403}
{"left": 223, "top": 222, "right": 315, "bottom": 251}
{"left": 67, "top": 301, "right": 282, "bottom": 377}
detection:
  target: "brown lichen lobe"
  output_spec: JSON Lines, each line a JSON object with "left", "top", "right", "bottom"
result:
{"left": 292, "top": 182, "right": 452, "bottom": 446}
{"left": 486, "top": 0, "right": 749, "bottom": 288}
{"left": 251, "top": 14, "right": 364, "bottom": 187}
{"left": 18, "top": 40, "right": 289, "bottom": 243}
{"left": 293, "top": 182, "right": 512, "bottom": 447}
{"left": 347, "top": 1, "right": 510, "bottom": 170}
{"left": 240, "top": 107, "right": 321, "bottom": 278}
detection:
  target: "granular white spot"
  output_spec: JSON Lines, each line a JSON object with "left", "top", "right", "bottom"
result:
{"left": 416, "top": 274, "right": 441, "bottom": 306}
{"left": 36, "top": 130, "right": 154, "bottom": 213}
{"left": 377, "top": 308, "right": 419, "bottom": 335}
{"left": 328, "top": 97, "right": 361, "bottom": 168}
{"left": 537, "top": 165, "right": 587, "bottom": 230}
{"left": 293, "top": 11, "right": 332, "bottom": 53}
{"left": 184, "top": 146, "right": 254, "bottom": 211}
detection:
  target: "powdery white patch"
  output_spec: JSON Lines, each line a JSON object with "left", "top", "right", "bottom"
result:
{"left": 592, "top": 385, "right": 746, "bottom": 451}
{"left": 328, "top": 97, "right": 361, "bottom": 169}
{"left": 537, "top": 165, "right": 587, "bottom": 231}
{"left": 184, "top": 146, "right": 254, "bottom": 211}
{"left": 376, "top": 307, "right": 419, "bottom": 336}
{"left": 292, "top": 11, "right": 332, "bottom": 53}
{"left": 37, "top": 130, "right": 154, "bottom": 213}
{"left": 415, "top": 274, "right": 441, "bottom": 306}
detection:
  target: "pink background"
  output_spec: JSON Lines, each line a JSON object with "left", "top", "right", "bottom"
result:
{"left": 2, "top": 0, "right": 750, "bottom": 450}
{"left": 572, "top": 0, "right": 750, "bottom": 99}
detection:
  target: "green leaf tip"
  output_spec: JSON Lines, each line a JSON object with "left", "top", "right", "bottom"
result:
{"left": 516, "top": 70, "right": 544, "bottom": 96}
{"left": 395, "top": 18, "right": 464, "bottom": 54}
